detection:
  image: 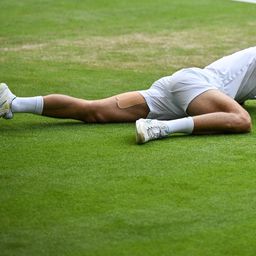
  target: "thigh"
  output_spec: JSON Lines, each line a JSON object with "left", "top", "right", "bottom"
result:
{"left": 88, "top": 91, "right": 150, "bottom": 122}
{"left": 187, "top": 89, "right": 247, "bottom": 116}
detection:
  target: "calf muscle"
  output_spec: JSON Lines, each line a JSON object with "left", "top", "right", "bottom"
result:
{"left": 192, "top": 112, "right": 251, "bottom": 134}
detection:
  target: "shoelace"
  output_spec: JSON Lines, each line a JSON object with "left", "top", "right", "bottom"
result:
{"left": 147, "top": 126, "right": 161, "bottom": 139}
{"left": 147, "top": 125, "right": 168, "bottom": 139}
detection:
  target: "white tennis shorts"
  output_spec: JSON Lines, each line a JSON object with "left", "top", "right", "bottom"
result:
{"left": 139, "top": 47, "right": 256, "bottom": 120}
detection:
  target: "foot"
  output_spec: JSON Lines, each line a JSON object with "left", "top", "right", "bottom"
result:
{"left": 135, "top": 118, "right": 169, "bottom": 144}
{"left": 0, "top": 83, "right": 16, "bottom": 119}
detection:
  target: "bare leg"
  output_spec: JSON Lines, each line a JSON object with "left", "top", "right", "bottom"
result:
{"left": 42, "top": 92, "right": 150, "bottom": 123}
{"left": 136, "top": 89, "right": 252, "bottom": 144}
{"left": 187, "top": 90, "right": 252, "bottom": 133}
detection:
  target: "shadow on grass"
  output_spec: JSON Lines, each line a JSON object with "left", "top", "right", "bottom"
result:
{"left": 126, "top": 131, "right": 252, "bottom": 147}
{"left": 0, "top": 118, "right": 133, "bottom": 135}
{"left": 0, "top": 119, "right": 84, "bottom": 131}
{"left": 1, "top": 113, "right": 254, "bottom": 146}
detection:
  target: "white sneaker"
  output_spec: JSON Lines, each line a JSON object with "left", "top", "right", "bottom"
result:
{"left": 135, "top": 118, "right": 169, "bottom": 144}
{"left": 0, "top": 83, "right": 16, "bottom": 119}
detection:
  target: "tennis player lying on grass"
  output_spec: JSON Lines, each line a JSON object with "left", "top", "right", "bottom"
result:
{"left": 1, "top": 47, "right": 256, "bottom": 144}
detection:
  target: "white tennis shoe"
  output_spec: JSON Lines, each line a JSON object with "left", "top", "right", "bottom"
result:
{"left": 0, "top": 83, "right": 16, "bottom": 119}
{"left": 135, "top": 118, "right": 169, "bottom": 144}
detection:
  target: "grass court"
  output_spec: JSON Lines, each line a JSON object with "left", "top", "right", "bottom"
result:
{"left": 1, "top": 0, "right": 256, "bottom": 255}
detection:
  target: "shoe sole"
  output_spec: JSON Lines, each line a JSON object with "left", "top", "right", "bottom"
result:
{"left": 0, "top": 83, "right": 7, "bottom": 95}
{"left": 135, "top": 120, "right": 146, "bottom": 144}
{"left": 0, "top": 83, "right": 14, "bottom": 119}
{"left": 0, "top": 83, "right": 8, "bottom": 117}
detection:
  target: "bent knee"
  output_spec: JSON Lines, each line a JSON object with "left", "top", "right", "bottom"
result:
{"left": 229, "top": 112, "right": 252, "bottom": 133}
{"left": 239, "top": 113, "right": 252, "bottom": 132}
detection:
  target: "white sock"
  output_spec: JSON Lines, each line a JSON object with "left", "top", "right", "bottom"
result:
{"left": 11, "top": 96, "right": 44, "bottom": 115}
{"left": 160, "top": 117, "right": 194, "bottom": 134}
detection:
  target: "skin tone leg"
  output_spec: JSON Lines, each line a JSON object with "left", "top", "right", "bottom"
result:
{"left": 42, "top": 92, "right": 150, "bottom": 123}
{"left": 187, "top": 89, "right": 252, "bottom": 133}
{"left": 42, "top": 89, "right": 251, "bottom": 134}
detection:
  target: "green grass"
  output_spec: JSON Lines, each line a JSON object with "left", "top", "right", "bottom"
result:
{"left": 1, "top": 0, "right": 256, "bottom": 255}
